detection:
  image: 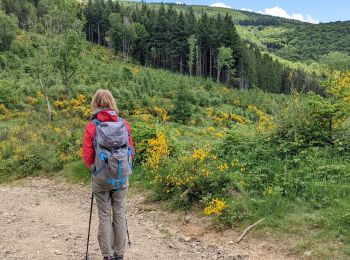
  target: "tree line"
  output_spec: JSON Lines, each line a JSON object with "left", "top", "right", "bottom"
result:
{"left": 84, "top": 0, "right": 321, "bottom": 93}
{"left": 0, "top": 0, "right": 321, "bottom": 94}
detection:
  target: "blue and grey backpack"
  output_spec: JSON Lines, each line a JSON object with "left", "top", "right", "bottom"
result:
{"left": 92, "top": 116, "right": 132, "bottom": 191}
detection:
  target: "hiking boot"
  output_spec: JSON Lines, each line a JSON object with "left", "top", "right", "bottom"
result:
{"left": 112, "top": 253, "right": 124, "bottom": 260}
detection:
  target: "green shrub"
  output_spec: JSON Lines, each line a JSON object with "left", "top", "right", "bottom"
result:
{"left": 274, "top": 92, "right": 350, "bottom": 147}
{"left": 0, "top": 11, "right": 18, "bottom": 52}
{"left": 131, "top": 120, "right": 157, "bottom": 164}
{"left": 0, "top": 80, "right": 18, "bottom": 109}
{"left": 173, "top": 85, "right": 194, "bottom": 123}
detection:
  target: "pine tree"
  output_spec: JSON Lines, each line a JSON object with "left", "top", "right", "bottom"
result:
{"left": 171, "top": 11, "right": 188, "bottom": 73}
{"left": 188, "top": 35, "right": 197, "bottom": 77}
{"left": 132, "top": 22, "right": 149, "bottom": 65}
{"left": 174, "top": 84, "right": 193, "bottom": 123}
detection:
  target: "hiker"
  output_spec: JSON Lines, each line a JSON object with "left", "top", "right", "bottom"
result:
{"left": 82, "top": 89, "right": 135, "bottom": 260}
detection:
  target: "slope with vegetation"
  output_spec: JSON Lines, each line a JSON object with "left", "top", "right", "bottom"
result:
{"left": 123, "top": 2, "right": 350, "bottom": 70}
{"left": 241, "top": 22, "right": 350, "bottom": 64}
{"left": 1, "top": 0, "right": 350, "bottom": 259}
{"left": 82, "top": 0, "right": 325, "bottom": 93}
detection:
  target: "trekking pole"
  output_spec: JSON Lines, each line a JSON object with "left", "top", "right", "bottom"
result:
{"left": 125, "top": 214, "right": 132, "bottom": 247}
{"left": 84, "top": 192, "right": 94, "bottom": 260}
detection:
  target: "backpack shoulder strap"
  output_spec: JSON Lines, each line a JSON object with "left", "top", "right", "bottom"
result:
{"left": 92, "top": 119, "right": 101, "bottom": 126}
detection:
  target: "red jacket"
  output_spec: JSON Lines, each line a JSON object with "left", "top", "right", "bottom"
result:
{"left": 82, "top": 109, "right": 135, "bottom": 170}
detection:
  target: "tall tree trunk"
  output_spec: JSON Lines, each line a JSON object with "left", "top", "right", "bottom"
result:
{"left": 64, "top": 77, "right": 71, "bottom": 100}
{"left": 196, "top": 46, "right": 200, "bottom": 76}
{"left": 239, "top": 69, "right": 245, "bottom": 90}
{"left": 91, "top": 24, "right": 94, "bottom": 43}
{"left": 122, "top": 37, "right": 126, "bottom": 62}
{"left": 39, "top": 78, "right": 52, "bottom": 121}
{"left": 108, "top": 31, "right": 112, "bottom": 49}
{"left": 217, "top": 68, "right": 221, "bottom": 83}
{"left": 97, "top": 23, "right": 101, "bottom": 45}
{"left": 88, "top": 23, "right": 91, "bottom": 41}
{"left": 202, "top": 50, "right": 206, "bottom": 77}
{"left": 227, "top": 69, "right": 230, "bottom": 84}
{"left": 209, "top": 48, "right": 212, "bottom": 79}
{"left": 180, "top": 56, "right": 183, "bottom": 74}
{"left": 198, "top": 48, "right": 202, "bottom": 76}
{"left": 46, "top": 93, "right": 52, "bottom": 122}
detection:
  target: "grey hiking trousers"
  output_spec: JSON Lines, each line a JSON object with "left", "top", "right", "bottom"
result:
{"left": 94, "top": 187, "right": 128, "bottom": 257}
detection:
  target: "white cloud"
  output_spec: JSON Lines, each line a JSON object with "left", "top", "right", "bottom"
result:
{"left": 176, "top": 1, "right": 184, "bottom": 5}
{"left": 240, "top": 8, "right": 253, "bottom": 12}
{"left": 210, "top": 2, "right": 232, "bottom": 9}
{"left": 305, "top": 14, "right": 319, "bottom": 24}
{"left": 261, "top": 6, "right": 319, "bottom": 24}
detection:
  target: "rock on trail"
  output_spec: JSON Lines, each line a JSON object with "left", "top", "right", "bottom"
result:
{"left": 0, "top": 177, "right": 294, "bottom": 259}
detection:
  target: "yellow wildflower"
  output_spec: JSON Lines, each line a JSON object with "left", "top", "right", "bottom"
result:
{"left": 192, "top": 148, "right": 209, "bottom": 161}
{"left": 231, "top": 159, "right": 239, "bottom": 167}
{"left": 248, "top": 104, "right": 276, "bottom": 131}
{"left": 141, "top": 113, "right": 153, "bottom": 122}
{"left": 215, "top": 132, "right": 225, "bottom": 138}
{"left": 204, "top": 198, "right": 227, "bottom": 216}
{"left": 153, "top": 106, "right": 169, "bottom": 122}
{"left": 145, "top": 131, "right": 170, "bottom": 171}
{"left": 263, "top": 186, "right": 274, "bottom": 196}
{"left": 230, "top": 113, "right": 247, "bottom": 124}
{"left": 174, "top": 129, "right": 181, "bottom": 137}
{"left": 217, "top": 162, "right": 229, "bottom": 172}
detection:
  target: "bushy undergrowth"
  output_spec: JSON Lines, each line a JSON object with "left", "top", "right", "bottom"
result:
{"left": 1, "top": 34, "right": 350, "bottom": 258}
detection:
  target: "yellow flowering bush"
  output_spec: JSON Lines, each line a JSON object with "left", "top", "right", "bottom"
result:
{"left": 132, "top": 65, "right": 141, "bottom": 74}
{"left": 144, "top": 139, "right": 235, "bottom": 209}
{"left": 263, "top": 186, "right": 274, "bottom": 196}
{"left": 248, "top": 105, "right": 276, "bottom": 131}
{"left": 204, "top": 198, "right": 227, "bottom": 216}
{"left": 152, "top": 106, "right": 169, "bottom": 122}
{"left": 217, "top": 162, "right": 229, "bottom": 172}
{"left": 230, "top": 113, "right": 247, "bottom": 124}
{"left": 215, "top": 131, "right": 225, "bottom": 138}
{"left": 0, "top": 104, "right": 29, "bottom": 121}
{"left": 53, "top": 94, "right": 91, "bottom": 119}
{"left": 325, "top": 70, "right": 350, "bottom": 103}
{"left": 206, "top": 107, "right": 214, "bottom": 117}
{"left": 0, "top": 103, "right": 9, "bottom": 116}
{"left": 144, "top": 130, "right": 170, "bottom": 172}
{"left": 192, "top": 148, "right": 209, "bottom": 161}
{"left": 24, "top": 96, "right": 39, "bottom": 106}
{"left": 141, "top": 113, "right": 153, "bottom": 122}
{"left": 209, "top": 110, "right": 248, "bottom": 126}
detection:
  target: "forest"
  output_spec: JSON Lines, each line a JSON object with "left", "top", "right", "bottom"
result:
{"left": 1, "top": 0, "right": 350, "bottom": 259}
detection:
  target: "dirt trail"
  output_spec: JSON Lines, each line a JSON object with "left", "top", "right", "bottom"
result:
{"left": 0, "top": 177, "right": 295, "bottom": 260}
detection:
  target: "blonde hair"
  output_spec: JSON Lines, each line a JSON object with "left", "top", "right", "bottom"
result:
{"left": 91, "top": 89, "right": 118, "bottom": 112}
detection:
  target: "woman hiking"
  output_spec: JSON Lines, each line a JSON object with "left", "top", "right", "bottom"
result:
{"left": 82, "top": 89, "right": 135, "bottom": 260}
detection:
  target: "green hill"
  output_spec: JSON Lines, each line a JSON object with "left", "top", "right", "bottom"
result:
{"left": 124, "top": 2, "right": 350, "bottom": 67}
{"left": 240, "top": 21, "right": 350, "bottom": 62}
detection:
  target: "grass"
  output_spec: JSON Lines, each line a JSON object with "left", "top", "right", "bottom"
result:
{"left": 52, "top": 160, "right": 91, "bottom": 185}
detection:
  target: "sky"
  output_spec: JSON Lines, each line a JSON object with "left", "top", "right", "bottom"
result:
{"left": 139, "top": 0, "right": 349, "bottom": 23}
